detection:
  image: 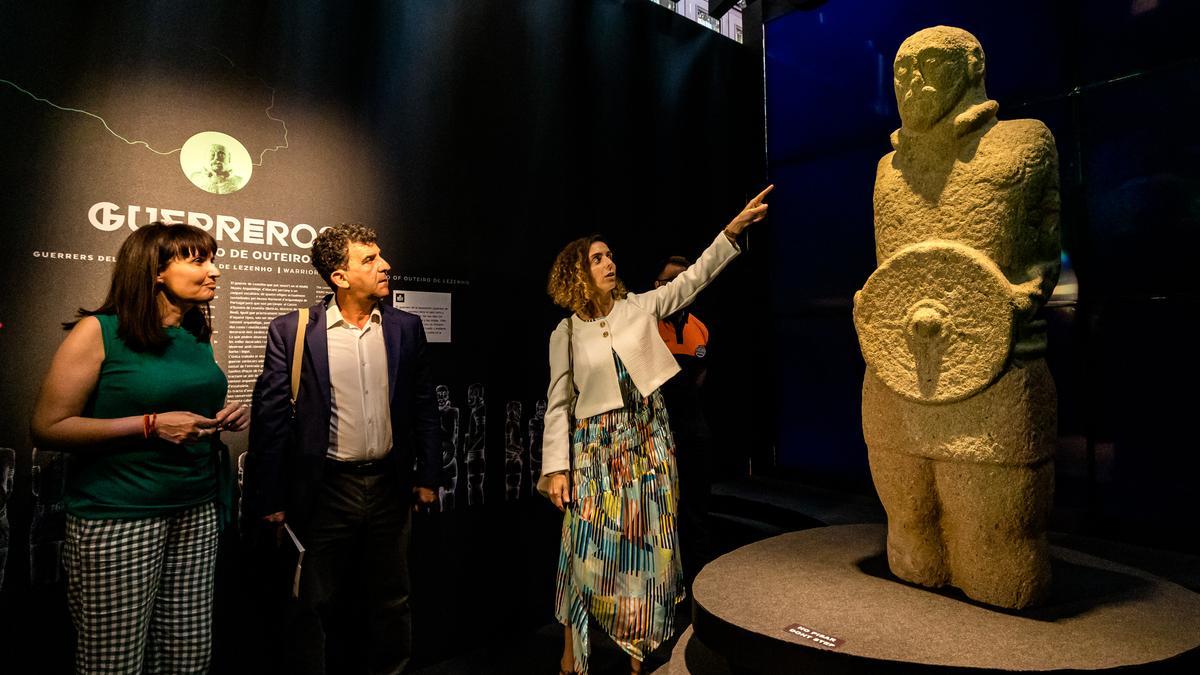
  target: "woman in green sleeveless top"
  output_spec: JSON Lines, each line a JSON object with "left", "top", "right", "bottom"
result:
{"left": 31, "top": 222, "right": 249, "bottom": 674}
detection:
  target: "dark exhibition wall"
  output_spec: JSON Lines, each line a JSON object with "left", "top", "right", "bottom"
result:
{"left": 762, "top": 0, "right": 1200, "bottom": 552}
{"left": 2, "top": 0, "right": 1196, "bottom": 670}
{"left": 0, "top": 1, "right": 763, "bottom": 670}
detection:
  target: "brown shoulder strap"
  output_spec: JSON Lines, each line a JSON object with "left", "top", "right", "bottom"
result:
{"left": 566, "top": 315, "right": 578, "bottom": 418}
{"left": 290, "top": 308, "right": 309, "bottom": 406}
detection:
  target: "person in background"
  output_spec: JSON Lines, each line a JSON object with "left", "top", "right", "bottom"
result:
{"left": 31, "top": 222, "right": 249, "bottom": 673}
{"left": 654, "top": 255, "right": 716, "bottom": 593}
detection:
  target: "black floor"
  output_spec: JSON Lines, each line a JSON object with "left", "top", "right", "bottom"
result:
{"left": 410, "top": 475, "right": 1200, "bottom": 674}
{"left": 408, "top": 476, "right": 879, "bottom": 674}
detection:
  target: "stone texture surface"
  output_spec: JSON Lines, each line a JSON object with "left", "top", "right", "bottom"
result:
{"left": 853, "top": 26, "right": 1062, "bottom": 609}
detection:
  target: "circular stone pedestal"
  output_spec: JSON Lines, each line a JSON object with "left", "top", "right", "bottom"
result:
{"left": 680, "top": 524, "right": 1200, "bottom": 674}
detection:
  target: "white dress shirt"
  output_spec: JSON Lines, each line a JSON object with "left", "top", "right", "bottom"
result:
{"left": 325, "top": 300, "right": 393, "bottom": 461}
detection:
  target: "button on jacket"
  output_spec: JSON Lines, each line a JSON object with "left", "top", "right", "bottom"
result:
{"left": 538, "top": 231, "right": 740, "bottom": 492}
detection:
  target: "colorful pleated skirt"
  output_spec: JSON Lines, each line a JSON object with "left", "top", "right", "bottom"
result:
{"left": 555, "top": 353, "right": 684, "bottom": 672}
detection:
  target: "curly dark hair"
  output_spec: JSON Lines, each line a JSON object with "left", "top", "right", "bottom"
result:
{"left": 547, "top": 235, "right": 627, "bottom": 317}
{"left": 311, "top": 223, "right": 378, "bottom": 290}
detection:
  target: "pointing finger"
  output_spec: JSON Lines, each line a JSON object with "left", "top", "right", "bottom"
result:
{"left": 750, "top": 184, "right": 774, "bottom": 205}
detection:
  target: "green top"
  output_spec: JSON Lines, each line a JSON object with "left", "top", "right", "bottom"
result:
{"left": 65, "top": 313, "right": 228, "bottom": 520}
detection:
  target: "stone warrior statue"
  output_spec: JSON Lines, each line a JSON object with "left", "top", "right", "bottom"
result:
{"left": 853, "top": 26, "right": 1061, "bottom": 609}
{"left": 436, "top": 385, "right": 461, "bottom": 511}
{"left": 0, "top": 448, "right": 14, "bottom": 592}
{"left": 504, "top": 401, "right": 524, "bottom": 500}
{"left": 465, "top": 383, "right": 487, "bottom": 506}
{"left": 527, "top": 399, "right": 546, "bottom": 497}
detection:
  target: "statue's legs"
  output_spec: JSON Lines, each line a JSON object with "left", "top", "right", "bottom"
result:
{"left": 466, "top": 454, "right": 485, "bottom": 505}
{"left": 868, "top": 446, "right": 949, "bottom": 588}
{"left": 934, "top": 458, "right": 1053, "bottom": 608}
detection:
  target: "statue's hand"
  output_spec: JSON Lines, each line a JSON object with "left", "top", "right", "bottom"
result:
{"left": 1009, "top": 262, "right": 1059, "bottom": 317}
{"left": 1010, "top": 278, "right": 1042, "bottom": 316}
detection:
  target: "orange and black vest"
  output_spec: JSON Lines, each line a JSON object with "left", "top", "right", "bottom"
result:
{"left": 658, "top": 311, "right": 709, "bottom": 361}
{"left": 658, "top": 310, "right": 709, "bottom": 428}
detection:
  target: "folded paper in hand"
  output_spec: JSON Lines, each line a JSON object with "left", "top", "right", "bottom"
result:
{"left": 283, "top": 523, "right": 305, "bottom": 599}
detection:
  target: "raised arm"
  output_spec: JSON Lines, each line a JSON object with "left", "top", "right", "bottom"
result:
{"left": 633, "top": 183, "right": 772, "bottom": 317}
{"left": 1010, "top": 130, "right": 1062, "bottom": 319}
{"left": 630, "top": 185, "right": 772, "bottom": 319}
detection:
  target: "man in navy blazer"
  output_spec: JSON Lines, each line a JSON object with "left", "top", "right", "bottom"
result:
{"left": 245, "top": 223, "right": 440, "bottom": 675}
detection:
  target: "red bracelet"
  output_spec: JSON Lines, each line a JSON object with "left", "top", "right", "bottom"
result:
{"left": 143, "top": 414, "right": 151, "bottom": 439}
{"left": 149, "top": 413, "right": 157, "bottom": 438}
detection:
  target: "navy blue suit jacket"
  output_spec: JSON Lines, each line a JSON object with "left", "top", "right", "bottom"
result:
{"left": 244, "top": 297, "right": 441, "bottom": 526}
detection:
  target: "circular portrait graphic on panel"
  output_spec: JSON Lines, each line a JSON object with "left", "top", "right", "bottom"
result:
{"left": 180, "top": 131, "right": 252, "bottom": 195}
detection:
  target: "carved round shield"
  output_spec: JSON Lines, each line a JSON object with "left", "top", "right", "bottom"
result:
{"left": 853, "top": 240, "right": 1013, "bottom": 403}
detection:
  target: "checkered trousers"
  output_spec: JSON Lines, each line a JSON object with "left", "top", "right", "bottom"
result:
{"left": 64, "top": 502, "right": 219, "bottom": 674}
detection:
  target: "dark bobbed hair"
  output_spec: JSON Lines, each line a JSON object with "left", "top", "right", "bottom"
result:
{"left": 656, "top": 255, "right": 692, "bottom": 280}
{"left": 546, "top": 234, "right": 628, "bottom": 317}
{"left": 66, "top": 222, "right": 217, "bottom": 352}
{"left": 311, "top": 223, "right": 378, "bottom": 290}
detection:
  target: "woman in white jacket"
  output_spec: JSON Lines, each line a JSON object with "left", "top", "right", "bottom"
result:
{"left": 542, "top": 186, "right": 772, "bottom": 674}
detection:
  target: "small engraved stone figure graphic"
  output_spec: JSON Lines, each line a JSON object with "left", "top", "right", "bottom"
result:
{"left": 0, "top": 448, "right": 15, "bottom": 591}
{"left": 465, "top": 383, "right": 487, "bottom": 506}
{"left": 29, "top": 448, "right": 70, "bottom": 585}
{"left": 504, "top": 401, "right": 525, "bottom": 500}
{"left": 436, "top": 385, "right": 461, "bottom": 511}
{"left": 527, "top": 399, "right": 546, "bottom": 496}
{"left": 190, "top": 144, "right": 244, "bottom": 195}
{"left": 854, "top": 26, "right": 1061, "bottom": 609}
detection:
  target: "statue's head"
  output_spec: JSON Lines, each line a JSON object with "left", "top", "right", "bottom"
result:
{"left": 894, "top": 26, "right": 986, "bottom": 131}
{"left": 208, "top": 144, "right": 230, "bottom": 173}
{"left": 435, "top": 384, "right": 450, "bottom": 408}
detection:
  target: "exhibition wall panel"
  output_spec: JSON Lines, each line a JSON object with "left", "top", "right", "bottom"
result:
{"left": 0, "top": 1, "right": 763, "bottom": 668}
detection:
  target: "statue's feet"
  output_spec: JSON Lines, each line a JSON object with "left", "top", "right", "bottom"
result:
{"left": 886, "top": 528, "right": 949, "bottom": 588}
{"left": 950, "top": 542, "right": 1051, "bottom": 609}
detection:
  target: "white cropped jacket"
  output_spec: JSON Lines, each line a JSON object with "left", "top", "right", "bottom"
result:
{"left": 538, "top": 231, "right": 740, "bottom": 492}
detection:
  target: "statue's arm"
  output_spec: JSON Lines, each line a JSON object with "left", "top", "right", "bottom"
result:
{"left": 1010, "top": 126, "right": 1062, "bottom": 317}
